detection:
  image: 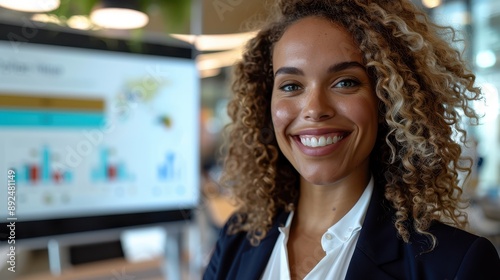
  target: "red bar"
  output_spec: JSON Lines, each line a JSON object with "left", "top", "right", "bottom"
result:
{"left": 30, "top": 165, "right": 39, "bottom": 183}
{"left": 53, "top": 171, "right": 62, "bottom": 184}
{"left": 108, "top": 165, "right": 116, "bottom": 180}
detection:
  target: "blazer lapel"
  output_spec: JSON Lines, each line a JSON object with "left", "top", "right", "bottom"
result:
{"left": 235, "top": 211, "right": 290, "bottom": 280}
{"left": 346, "top": 186, "right": 407, "bottom": 280}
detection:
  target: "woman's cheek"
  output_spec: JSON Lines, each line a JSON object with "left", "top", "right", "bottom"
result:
{"left": 271, "top": 99, "right": 296, "bottom": 129}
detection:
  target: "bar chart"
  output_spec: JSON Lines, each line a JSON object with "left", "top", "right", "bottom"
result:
{"left": 157, "top": 151, "right": 183, "bottom": 181}
{"left": 91, "top": 147, "right": 134, "bottom": 182}
{"left": 9, "top": 145, "right": 73, "bottom": 186}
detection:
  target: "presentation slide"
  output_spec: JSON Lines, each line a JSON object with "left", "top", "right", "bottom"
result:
{"left": 0, "top": 40, "right": 200, "bottom": 222}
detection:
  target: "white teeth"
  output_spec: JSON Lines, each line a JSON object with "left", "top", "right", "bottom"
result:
{"left": 310, "top": 137, "right": 318, "bottom": 147}
{"left": 300, "top": 135, "right": 343, "bottom": 147}
{"left": 318, "top": 136, "right": 326, "bottom": 146}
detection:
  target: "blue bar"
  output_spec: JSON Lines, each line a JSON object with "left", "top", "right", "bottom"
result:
{"left": 0, "top": 109, "right": 104, "bottom": 128}
{"left": 100, "top": 148, "right": 108, "bottom": 181}
{"left": 51, "top": 112, "right": 104, "bottom": 127}
{"left": 23, "top": 165, "right": 30, "bottom": 184}
{"left": 16, "top": 166, "right": 26, "bottom": 184}
{"left": 158, "top": 164, "right": 167, "bottom": 180}
{"left": 63, "top": 171, "right": 73, "bottom": 183}
{"left": 158, "top": 152, "right": 175, "bottom": 180}
{"left": 42, "top": 146, "right": 50, "bottom": 183}
{"left": 0, "top": 110, "right": 43, "bottom": 126}
{"left": 117, "top": 162, "right": 127, "bottom": 180}
{"left": 91, "top": 169, "right": 100, "bottom": 182}
{"left": 90, "top": 148, "right": 108, "bottom": 182}
{"left": 167, "top": 153, "right": 175, "bottom": 179}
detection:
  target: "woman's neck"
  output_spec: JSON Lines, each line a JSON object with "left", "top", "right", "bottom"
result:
{"left": 293, "top": 173, "right": 370, "bottom": 234}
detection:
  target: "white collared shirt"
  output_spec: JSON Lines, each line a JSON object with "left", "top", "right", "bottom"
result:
{"left": 261, "top": 177, "right": 374, "bottom": 280}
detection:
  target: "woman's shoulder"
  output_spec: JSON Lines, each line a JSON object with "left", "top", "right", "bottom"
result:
{"left": 211, "top": 212, "right": 250, "bottom": 250}
{"left": 430, "top": 221, "right": 481, "bottom": 238}
{"left": 203, "top": 210, "right": 290, "bottom": 279}
{"left": 412, "top": 220, "right": 497, "bottom": 255}
{"left": 410, "top": 221, "right": 500, "bottom": 278}
{"left": 209, "top": 209, "right": 292, "bottom": 262}
{"left": 215, "top": 209, "right": 290, "bottom": 244}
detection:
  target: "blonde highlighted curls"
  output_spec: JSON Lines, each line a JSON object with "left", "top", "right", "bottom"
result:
{"left": 220, "top": 0, "right": 481, "bottom": 248}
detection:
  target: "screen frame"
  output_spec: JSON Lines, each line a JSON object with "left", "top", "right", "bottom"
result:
{"left": 0, "top": 21, "right": 197, "bottom": 241}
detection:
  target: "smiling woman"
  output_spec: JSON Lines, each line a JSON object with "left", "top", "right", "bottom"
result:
{"left": 203, "top": 0, "right": 500, "bottom": 279}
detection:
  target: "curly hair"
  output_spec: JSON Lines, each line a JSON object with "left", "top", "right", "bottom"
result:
{"left": 219, "top": 0, "right": 482, "bottom": 248}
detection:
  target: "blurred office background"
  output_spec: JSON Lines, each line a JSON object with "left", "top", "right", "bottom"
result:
{"left": 0, "top": 0, "right": 499, "bottom": 279}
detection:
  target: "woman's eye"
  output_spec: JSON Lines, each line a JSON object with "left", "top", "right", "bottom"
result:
{"left": 334, "top": 79, "right": 360, "bottom": 88}
{"left": 279, "top": 84, "right": 301, "bottom": 92}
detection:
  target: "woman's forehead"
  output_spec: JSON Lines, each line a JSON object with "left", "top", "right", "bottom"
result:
{"left": 272, "top": 16, "right": 363, "bottom": 67}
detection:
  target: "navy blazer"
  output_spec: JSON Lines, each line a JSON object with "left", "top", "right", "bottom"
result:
{"left": 203, "top": 186, "right": 500, "bottom": 279}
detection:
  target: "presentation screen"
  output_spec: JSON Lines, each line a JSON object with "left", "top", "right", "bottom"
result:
{"left": 0, "top": 22, "right": 200, "bottom": 240}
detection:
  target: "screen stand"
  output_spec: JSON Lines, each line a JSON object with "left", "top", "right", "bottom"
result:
{"left": 120, "top": 224, "right": 184, "bottom": 280}
{"left": 47, "top": 239, "right": 64, "bottom": 276}
{"left": 162, "top": 226, "right": 182, "bottom": 280}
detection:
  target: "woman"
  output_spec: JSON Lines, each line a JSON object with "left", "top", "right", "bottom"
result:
{"left": 204, "top": 0, "right": 500, "bottom": 279}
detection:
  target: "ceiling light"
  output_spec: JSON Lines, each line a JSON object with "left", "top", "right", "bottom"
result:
{"left": 197, "top": 48, "right": 244, "bottom": 71}
{"left": 474, "top": 83, "right": 499, "bottom": 123}
{"left": 476, "top": 50, "right": 497, "bottom": 69}
{"left": 171, "top": 32, "right": 256, "bottom": 52}
{"left": 200, "top": 68, "right": 221, "bottom": 79}
{"left": 0, "top": 0, "right": 60, "bottom": 12}
{"left": 90, "top": 0, "right": 148, "bottom": 30}
{"left": 31, "top": 13, "right": 61, "bottom": 25}
{"left": 422, "top": 0, "right": 442, "bottom": 9}
{"left": 67, "top": 15, "right": 94, "bottom": 30}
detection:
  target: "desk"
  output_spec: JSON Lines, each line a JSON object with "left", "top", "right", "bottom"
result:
{"left": 0, "top": 239, "right": 205, "bottom": 280}
{"left": 16, "top": 258, "right": 167, "bottom": 280}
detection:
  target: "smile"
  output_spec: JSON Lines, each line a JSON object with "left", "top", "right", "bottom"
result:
{"left": 299, "top": 135, "right": 344, "bottom": 148}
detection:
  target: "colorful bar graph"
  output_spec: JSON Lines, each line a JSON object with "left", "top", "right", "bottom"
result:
{"left": 11, "top": 146, "right": 73, "bottom": 186}
{"left": 91, "top": 147, "right": 132, "bottom": 182}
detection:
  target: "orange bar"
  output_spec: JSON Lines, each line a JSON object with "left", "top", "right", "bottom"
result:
{"left": 0, "top": 93, "right": 104, "bottom": 111}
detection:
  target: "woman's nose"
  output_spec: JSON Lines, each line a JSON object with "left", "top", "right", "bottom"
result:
{"left": 303, "top": 89, "right": 335, "bottom": 121}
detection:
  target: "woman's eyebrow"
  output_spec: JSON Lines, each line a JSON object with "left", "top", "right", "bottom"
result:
{"left": 327, "top": 61, "right": 366, "bottom": 73}
{"left": 274, "top": 61, "right": 366, "bottom": 77}
{"left": 274, "top": 66, "right": 304, "bottom": 77}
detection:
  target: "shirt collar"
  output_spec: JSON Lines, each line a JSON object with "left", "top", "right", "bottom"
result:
{"left": 324, "top": 176, "right": 374, "bottom": 248}
{"left": 278, "top": 176, "right": 374, "bottom": 251}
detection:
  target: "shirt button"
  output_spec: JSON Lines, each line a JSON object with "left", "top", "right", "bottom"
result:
{"left": 325, "top": 233, "right": 333, "bottom": 240}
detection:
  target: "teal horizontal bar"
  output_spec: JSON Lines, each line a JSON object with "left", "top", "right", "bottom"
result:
{"left": 0, "top": 109, "right": 104, "bottom": 127}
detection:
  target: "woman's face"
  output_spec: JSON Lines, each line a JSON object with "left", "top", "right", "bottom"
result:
{"left": 271, "top": 16, "right": 379, "bottom": 186}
